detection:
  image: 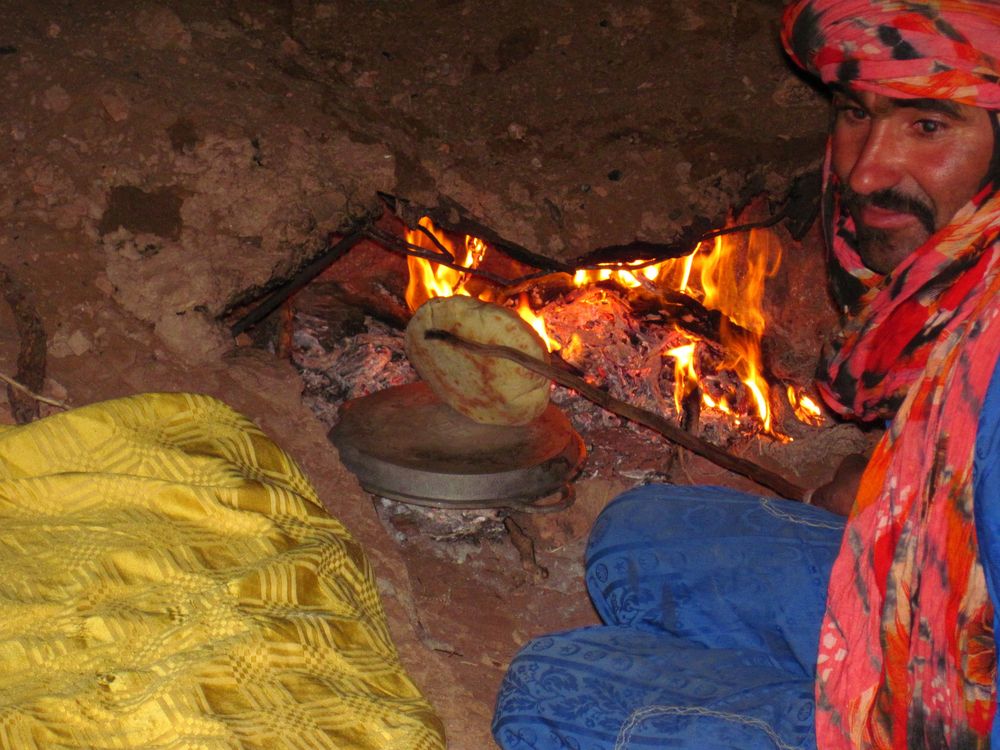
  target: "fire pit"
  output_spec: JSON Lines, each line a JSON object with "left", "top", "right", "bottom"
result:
{"left": 232, "top": 193, "right": 851, "bottom": 544}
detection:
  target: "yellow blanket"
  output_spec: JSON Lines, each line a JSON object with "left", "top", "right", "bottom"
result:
{"left": 0, "top": 393, "right": 444, "bottom": 749}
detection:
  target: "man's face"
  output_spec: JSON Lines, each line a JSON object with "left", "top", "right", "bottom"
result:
{"left": 831, "top": 89, "right": 995, "bottom": 275}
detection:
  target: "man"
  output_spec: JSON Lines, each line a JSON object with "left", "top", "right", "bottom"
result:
{"left": 491, "top": 1, "right": 1000, "bottom": 748}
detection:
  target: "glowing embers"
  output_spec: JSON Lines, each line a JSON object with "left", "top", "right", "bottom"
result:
{"left": 402, "top": 216, "right": 824, "bottom": 438}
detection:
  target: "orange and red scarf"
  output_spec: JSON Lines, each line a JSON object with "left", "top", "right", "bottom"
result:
{"left": 782, "top": 1, "right": 1000, "bottom": 747}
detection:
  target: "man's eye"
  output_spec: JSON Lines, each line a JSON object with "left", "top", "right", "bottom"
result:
{"left": 916, "top": 119, "right": 945, "bottom": 135}
{"left": 836, "top": 106, "right": 868, "bottom": 122}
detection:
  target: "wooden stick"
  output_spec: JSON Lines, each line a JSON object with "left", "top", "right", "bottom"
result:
{"left": 0, "top": 372, "right": 68, "bottom": 410}
{"left": 425, "top": 329, "right": 807, "bottom": 501}
{"left": 230, "top": 229, "right": 366, "bottom": 336}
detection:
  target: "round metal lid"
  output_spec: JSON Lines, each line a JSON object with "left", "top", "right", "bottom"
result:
{"left": 329, "top": 381, "right": 585, "bottom": 509}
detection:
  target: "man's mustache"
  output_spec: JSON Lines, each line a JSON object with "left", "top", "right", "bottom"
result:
{"left": 841, "top": 188, "right": 936, "bottom": 235}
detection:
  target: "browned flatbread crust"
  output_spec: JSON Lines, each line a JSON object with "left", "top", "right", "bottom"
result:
{"left": 404, "top": 296, "right": 550, "bottom": 426}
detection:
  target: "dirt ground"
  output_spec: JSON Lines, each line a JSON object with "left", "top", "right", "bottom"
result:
{"left": 0, "top": 2, "right": 867, "bottom": 748}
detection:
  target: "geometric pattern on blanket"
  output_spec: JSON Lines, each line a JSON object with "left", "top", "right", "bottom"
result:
{"left": 0, "top": 392, "right": 445, "bottom": 749}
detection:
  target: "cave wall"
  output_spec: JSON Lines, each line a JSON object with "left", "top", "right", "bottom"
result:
{"left": 286, "top": 0, "right": 830, "bottom": 258}
{"left": 3, "top": 0, "right": 830, "bottom": 367}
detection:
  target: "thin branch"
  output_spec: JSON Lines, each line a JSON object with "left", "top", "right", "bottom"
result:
{"left": 415, "top": 222, "right": 456, "bottom": 262}
{"left": 229, "top": 229, "right": 366, "bottom": 336}
{"left": 365, "top": 225, "right": 562, "bottom": 287}
{"left": 0, "top": 372, "right": 68, "bottom": 410}
{"left": 371, "top": 211, "right": 787, "bottom": 285}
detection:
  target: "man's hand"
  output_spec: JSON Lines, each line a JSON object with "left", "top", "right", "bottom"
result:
{"left": 808, "top": 453, "right": 869, "bottom": 516}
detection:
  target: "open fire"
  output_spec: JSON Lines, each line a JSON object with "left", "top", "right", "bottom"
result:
{"left": 403, "top": 216, "right": 823, "bottom": 439}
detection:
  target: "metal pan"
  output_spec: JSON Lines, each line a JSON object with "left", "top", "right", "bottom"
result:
{"left": 329, "top": 381, "right": 585, "bottom": 511}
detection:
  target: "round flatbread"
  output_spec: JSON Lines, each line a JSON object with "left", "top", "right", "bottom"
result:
{"left": 404, "top": 296, "right": 551, "bottom": 426}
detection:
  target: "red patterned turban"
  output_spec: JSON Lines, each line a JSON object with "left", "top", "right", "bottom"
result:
{"left": 782, "top": 0, "right": 1000, "bottom": 109}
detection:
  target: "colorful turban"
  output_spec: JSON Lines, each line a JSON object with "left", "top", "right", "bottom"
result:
{"left": 778, "top": 2, "right": 1000, "bottom": 749}
{"left": 782, "top": 0, "right": 1000, "bottom": 109}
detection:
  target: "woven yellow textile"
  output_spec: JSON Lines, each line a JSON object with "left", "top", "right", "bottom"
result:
{"left": 0, "top": 393, "right": 445, "bottom": 750}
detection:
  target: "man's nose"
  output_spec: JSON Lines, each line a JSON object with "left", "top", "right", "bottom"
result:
{"left": 846, "top": 124, "right": 903, "bottom": 196}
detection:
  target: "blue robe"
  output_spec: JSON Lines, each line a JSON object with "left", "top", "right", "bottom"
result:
{"left": 492, "top": 363, "right": 1000, "bottom": 749}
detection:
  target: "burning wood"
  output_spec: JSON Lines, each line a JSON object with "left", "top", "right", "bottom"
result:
{"left": 227, "top": 190, "right": 830, "bottom": 480}
{"left": 400, "top": 215, "right": 821, "bottom": 441}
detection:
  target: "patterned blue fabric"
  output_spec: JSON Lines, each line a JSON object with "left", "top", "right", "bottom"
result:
{"left": 492, "top": 485, "right": 845, "bottom": 750}
{"left": 495, "top": 359, "right": 1000, "bottom": 749}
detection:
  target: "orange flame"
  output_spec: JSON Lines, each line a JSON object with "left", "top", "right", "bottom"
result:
{"left": 665, "top": 339, "right": 698, "bottom": 415}
{"left": 787, "top": 386, "right": 825, "bottom": 426}
{"left": 609, "top": 229, "right": 782, "bottom": 434}
{"left": 404, "top": 218, "right": 560, "bottom": 352}
{"left": 516, "top": 293, "right": 560, "bottom": 352}
{"left": 573, "top": 261, "right": 663, "bottom": 290}
{"left": 698, "top": 230, "right": 782, "bottom": 434}
{"left": 404, "top": 217, "right": 487, "bottom": 311}
{"left": 572, "top": 256, "right": 693, "bottom": 291}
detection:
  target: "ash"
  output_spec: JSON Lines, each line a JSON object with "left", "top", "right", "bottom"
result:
{"left": 373, "top": 497, "right": 507, "bottom": 546}
{"left": 292, "top": 313, "right": 417, "bottom": 428}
